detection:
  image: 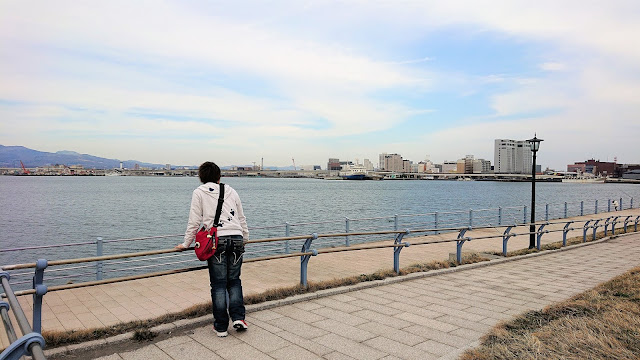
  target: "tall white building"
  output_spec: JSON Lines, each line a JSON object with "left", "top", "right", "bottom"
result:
{"left": 494, "top": 139, "right": 532, "bottom": 174}
{"left": 379, "top": 153, "right": 404, "bottom": 172}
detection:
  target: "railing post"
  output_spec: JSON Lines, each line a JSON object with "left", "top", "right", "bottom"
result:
{"left": 523, "top": 205, "right": 527, "bottom": 224}
{"left": 0, "top": 301, "right": 17, "bottom": 344}
{"left": 595, "top": 200, "right": 598, "bottom": 214}
{"left": 394, "top": 214, "right": 398, "bottom": 231}
{"left": 608, "top": 199, "right": 611, "bottom": 212}
{"left": 502, "top": 226, "right": 515, "bottom": 256}
{"left": 631, "top": 197, "right": 634, "bottom": 209}
{"left": 564, "top": 202, "right": 568, "bottom": 218}
{"left": 32, "top": 259, "right": 48, "bottom": 334}
{"left": 635, "top": 216, "right": 640, "bottom": 231}
{"left": 456, "top": 228, "right": 470, "bottom": 264}
{"left": 96, "top": 237, "right": 103, "bottom": 281}
{"left": 592, "top": 219, "right": 601, "bottom": 241}
{"left": 285, "top": 222, "right": 290, "bottom": 254}
{"left": 393, "top": 230, "right": 410, "bottom": 274}
{"left": 536, "top": 223, "right": 548, "bottom": 250}
{"left": 620, "top": 197, "right": 623, "bottom": 211}
{"left": 434, "top": 212, "right": 439, "bottom": 234}
{"left": 0, "top": 332, "right": 46, "bottom": 360}
{"left": 498, "top": 207, "right": 502, "bottom": 226}
{"left": 583, "top": 220, "right": 592, "bottom": 242}
{"left": 0, "top": 272, "right": 47, "bottom": 360}
{"left": 611, "top": 216, "right": 619, "bottom": 235}
{"left": 580, "top": 201, "right": 584, "bottom": 216}
{"left": 469, "top": 209, "right": 473, "bottom": 228}
{"left": 624, "top": 216, "right": 632, "bottom": 233}
{"left": 562, "top": 221, "right": 573, "bottom": 246}
{"left": 300, "top": 233, "right": 318, "bottom": 287}
{"left": 545, "top": 203, "right": 549, "bottom": 221}
{"left": 345, "top": 217, "right": 350, "bottom": 247}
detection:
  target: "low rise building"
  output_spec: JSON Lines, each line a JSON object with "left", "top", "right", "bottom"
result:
{"left": 622, "top": 170, "right": 640, "bottom": 180}
{"left": 363, "top": 159, "right": 374, "bottom": 171}
{"left": 417, "top": 159, "right": 440, "bottom": 173}
{"left": 615, "top": 164, "right": 640, "bottom": 178}
{"left": 567, "top": 159, "right": 617, "bottom": 177}
{"left": 442, "top": 161, "right": 458, "bottom": 173}
{"left": 327, "top": 158, "right": 342, "bottom": 171}
{"left": 473, "top": 159, "right": 492, "bottom": 174}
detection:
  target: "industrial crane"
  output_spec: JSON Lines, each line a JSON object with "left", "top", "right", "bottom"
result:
{"left": 20, "top": 160, "right": 30, "bottom": 175}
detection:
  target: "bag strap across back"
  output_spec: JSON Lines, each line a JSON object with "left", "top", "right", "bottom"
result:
{"left": 213, "top": 183, "right": 225, "bottom": 227}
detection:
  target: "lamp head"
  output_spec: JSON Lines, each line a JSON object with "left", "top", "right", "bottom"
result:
{"left": 527, "top": 134, "right": 543, "bottom": 153}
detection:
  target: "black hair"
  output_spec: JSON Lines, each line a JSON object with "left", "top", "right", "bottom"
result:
{"left": 198, "top": 161, "right": 221, "bottom": 183}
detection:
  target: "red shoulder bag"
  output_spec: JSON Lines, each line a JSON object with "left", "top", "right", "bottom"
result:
{"left": 194, "top": 183, "right": 225, "bottom": 261}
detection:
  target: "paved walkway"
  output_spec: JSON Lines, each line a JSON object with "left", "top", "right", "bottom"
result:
{"left": 16, "top": 209, "right": 638, "bottom": 334}
{"left": 63, "top": 229, "right": 640, "bottom": 360}
{"left": 3, "top": 209, "right": 639, "bottom": 356}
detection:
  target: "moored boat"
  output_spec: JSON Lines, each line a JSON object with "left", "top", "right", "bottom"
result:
{"left": 562, "top": 176, "right": 605, "bottom": 183}
{"left": 339, "top": 164, "right": 367, "bottom": 180}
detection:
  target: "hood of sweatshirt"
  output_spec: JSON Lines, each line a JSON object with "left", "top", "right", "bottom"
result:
{"left": 197, "top": 182, "right": 226, "bottom": 199}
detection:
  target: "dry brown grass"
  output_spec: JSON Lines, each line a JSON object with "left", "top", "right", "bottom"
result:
{"left": 42, "top": 301, "right": 212, "bottom": 347}
{"left": 42, "top": 253, "right": 488, "bottom": 347}
{"left": 460, "top": 266, "right": 640, "bottom": 360}
{"left": 245, "top": 253, "right": 487, "bottom": 305}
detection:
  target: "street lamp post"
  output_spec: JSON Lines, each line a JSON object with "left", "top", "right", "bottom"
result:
{"left": 527, "top": 134, "right": 543, "bottom": 249}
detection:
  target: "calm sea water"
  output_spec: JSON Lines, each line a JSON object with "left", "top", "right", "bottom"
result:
{"left": 1, "top": 176, "right": 638, "bottom": 288}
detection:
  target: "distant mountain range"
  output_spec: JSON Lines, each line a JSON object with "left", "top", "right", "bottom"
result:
{"left": 0, "top": 145, "right": 175, "bottom": 169}
{"left": 0, "top": 145, "right": 295, "bottom": 170}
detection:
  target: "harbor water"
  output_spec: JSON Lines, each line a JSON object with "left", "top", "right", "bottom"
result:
{"left": 1, "top": 176, "right": 638, "bottom": 289}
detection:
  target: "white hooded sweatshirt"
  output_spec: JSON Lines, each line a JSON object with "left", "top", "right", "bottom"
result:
{"left": 182, "top": 182, "right": 249, "bottom": 248}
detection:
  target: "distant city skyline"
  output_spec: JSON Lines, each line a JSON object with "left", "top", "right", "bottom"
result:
{"left": 2, "top": 2, "right": 639, "bottom": 170}
{"left": 0, "top": 143, "right": 632, "bottom": 174}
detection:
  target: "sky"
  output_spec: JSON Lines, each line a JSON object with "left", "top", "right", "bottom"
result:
{"left": 1, "top": 1, "right": 639, "bottom": 170}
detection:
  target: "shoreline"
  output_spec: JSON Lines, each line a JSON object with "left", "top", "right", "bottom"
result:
{"left": 2, "top": 172, "right": 639, "bottom": 184}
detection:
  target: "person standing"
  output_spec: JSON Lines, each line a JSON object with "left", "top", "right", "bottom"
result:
{"left": 175, "top": 161, "right": 249, "bottom": 337}
{"left": 612, "top": 200, "right": 619, "bottom": 211}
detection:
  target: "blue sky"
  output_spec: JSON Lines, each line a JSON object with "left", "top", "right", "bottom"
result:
{"left": 1, "top": 1, "right": 639, "bottom": 169}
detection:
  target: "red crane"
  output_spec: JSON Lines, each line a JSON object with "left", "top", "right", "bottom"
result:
{"left": 20, "top": 160, "right": 31, "bottom": 174}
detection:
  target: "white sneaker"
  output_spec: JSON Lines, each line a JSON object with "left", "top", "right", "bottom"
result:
{"left": 215, "top": 328, "right": 228, "bottom": 337}
{"left": 233, "top": 320, "right": 248, "bottom": 331}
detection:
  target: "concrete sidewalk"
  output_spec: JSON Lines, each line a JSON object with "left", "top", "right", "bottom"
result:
{"left": 53, "top": 229, "right": 640, "bottom": 359}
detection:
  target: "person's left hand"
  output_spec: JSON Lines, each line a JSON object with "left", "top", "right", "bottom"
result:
{"left": 174, "top": 244, "right": 187, "bottom": 251}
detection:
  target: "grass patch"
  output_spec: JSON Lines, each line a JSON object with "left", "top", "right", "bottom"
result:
{"left": 42, "top": 302, "right": 211, "bottom": 348}
{"left": 244, "top": 252, "right": 487, "bottom": 305}
{"left": 41, "top": 253, "right": 488, "bottom": 347}
{"left": 132, "top": 329, "right": 156, "bottom": 342}
{"left": 460, "top": 266, "right": 640, "bottom": 360}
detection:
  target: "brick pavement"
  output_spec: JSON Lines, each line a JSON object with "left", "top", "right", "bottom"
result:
{"left": 51, "top": 227, "right": 640, "bottom": 360}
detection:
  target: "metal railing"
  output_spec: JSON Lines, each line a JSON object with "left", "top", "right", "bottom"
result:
{"left": 2, "top": 211, "right": 639, "bottom": 350}
{"left": 0, "top": 197, "right": 636, "bottom": 291}
{"left": 0, "top": 271, "right": 46, "bottom": 359}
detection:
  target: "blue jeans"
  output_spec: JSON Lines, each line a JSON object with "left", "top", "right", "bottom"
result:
{"left": 207, "top": 235, "right": 245, "bottom": 332}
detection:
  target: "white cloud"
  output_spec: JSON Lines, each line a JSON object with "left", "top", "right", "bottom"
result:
{"left": 1, "top": 1, "right": 640, "bottom": 167}
{"left": 490, "top": 82, "right": 575, "bottom": 116}
{"left": 540, "top": 62, "right": 566, "bottom": 71}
